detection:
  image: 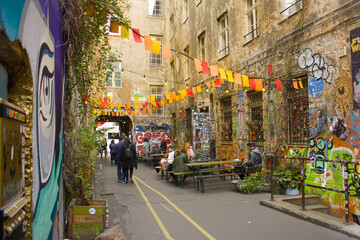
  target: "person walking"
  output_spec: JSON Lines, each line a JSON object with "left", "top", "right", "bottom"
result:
{"left": 113, "top": 136, "right": 125, "bottom": 183}
{"left": 143, "top": 137, "right": 150, "bottom": 158}
{"left": 160, "top": 137, "right": 167, "bottom": 153}
{"left": 120, "top": 137, "right": 137, "bottom": 184}
{"left": 109, "top": 140, "right": 116, "bottom": 166}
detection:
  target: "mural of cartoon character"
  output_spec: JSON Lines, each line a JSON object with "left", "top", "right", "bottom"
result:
{"left": 309, "top": 137, "right": 333, "bottom": 174}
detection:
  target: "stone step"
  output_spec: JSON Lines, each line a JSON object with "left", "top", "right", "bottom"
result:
{"left": 306, "top": 204, "right": 330, "bottom": 215}
{"left": 282, "top": 194, "right": 321, "bottom": 206}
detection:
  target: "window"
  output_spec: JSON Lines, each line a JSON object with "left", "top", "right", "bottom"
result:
{"left": 149, "top": 0, "right": 162, "bottom": 16}
{"left": 106, "top": 17, "right": 121, "bottom": 36}
{"left": 149, "top": 36, "right": 163, "bottom": 66}
{"left": 218, "top": 13, "right": 229, "bottom": 58}
{"left": 150, "top": 85, "right": 164, "bottom": 115}
{"left": 287, "top": 77, "right": 309, "bottom": 144}
{"left": 248, "top": 91, "right": 263, "bottom": 143}
{"left": 171, "top": 61, "right": 176, "bottom": 88}
{"left": 245, "top": 0, "right": 259, "bottom": 42}
{"left": 221, "top": 98, "right": 232, "bottom": 142}
{"left": 105, "top": 61, "right": 121, "bottom": 87}
{"left": 183, "top": 0, "right": 189, "bottom": 23}
{"left": 184, "top": 46, "right": 190, "bottom": 80}
{"left": 198, "top": 32, "right": 206, "bottom": 61}
{"left": 280, "top": 0, "right": 302, "bottom": 20}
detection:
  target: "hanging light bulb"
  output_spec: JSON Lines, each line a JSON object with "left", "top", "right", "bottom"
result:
{"left": 225, "top": 89, "right": 229, "bottom": 94}
{"left": 142, "top": 75, "right": 146, "bottom": 80}
{"left": 121, "top": 69, "right": 124, "bottom": 74}
{"left": 205, "top": 87, "right": 209, "bottom": 93}
{"left": 165, "top": 80, "right": 168, "bottom": 85}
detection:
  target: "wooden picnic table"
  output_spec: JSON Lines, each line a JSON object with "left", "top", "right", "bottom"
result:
{"left": 185, "top": 160, "right": 240, "bottom": 168}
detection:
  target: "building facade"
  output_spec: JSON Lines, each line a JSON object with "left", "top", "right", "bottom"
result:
{"left": 165, "top": 0, "right": 360, "bottom": 222}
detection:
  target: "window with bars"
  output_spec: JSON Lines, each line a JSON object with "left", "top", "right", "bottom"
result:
{"left": 198, "top": 32, "right": 206, "bottom": 62}
{"left": 150, "top": 85, "right": 164, "bottom": 115}
{"left": 245, "top": 0, "right": 259, "bottom": 43}
{"left": 105, "top": 61, "right": 121, "bottom": 88}
{"left": 149, "top": 36, "right": 163, "bottom": 66}
{"left": 248, "top": 91, "right": 263, "bottom": 143}
{"left": 218, "top": 13, "right": 229, "bottom": 58}
{"left": 184, "top": 46, "right": 190, "bottom": 80}
{"left": 280, "top": 0, "right": 302, "bottom": 20}
{"left": 287, "top": 77, "right": 309, "bottom": 144}
{"left": 149, "top": 0, "right": 162, "bottom": 16}
{"left": 221, "top": 98, "right": 232, "bottom": 142}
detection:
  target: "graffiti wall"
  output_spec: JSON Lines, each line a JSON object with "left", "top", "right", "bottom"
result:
{"left": 135, "top": 124, "right": 171, "bottom": 153}
{"left": 294, "top": 42, "right": 360, "bottom": 223}
{"left": 1, "top": 0, "right": 65, "bottom": 238}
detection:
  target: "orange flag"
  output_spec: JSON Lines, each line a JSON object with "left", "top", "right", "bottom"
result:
{"left": 152, "top": 40, "right": 161, "bottom": 55}
{"left": 255, "top": 79, "right": 263, "bottom": 91}
{"left": 194, "top": 58, "right": 202, "bottom": 72}
{"left": 163, "top": 45, "right": 171, "bottom": 59}
{"left": 220, "top": 78, "right": 225, "bottom": 84}
{"left": 210, "top": 65, "right": 219, "bottom": 76}
{"left": 242, "top": 75, "right": 249, "bottom": 87}
{"left": 293, "top": 79, "right": 298, "bottom": 89}
{"left": 144, "top": 36, "right": 152, "bottom": 50}
{"left": 192, "top": 87, "right": 197, "bottom": 95}
{"left": 234, "top": 73, "right": 242, "bottom": 85}
{"left": 206, "top": 82, "right": 211, "bottom": 89}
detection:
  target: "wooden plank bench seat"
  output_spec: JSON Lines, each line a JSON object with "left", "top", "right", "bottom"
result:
{"left": 155, "top": 166, "right": 164, "bottom": 179}
{"left": 194, "top": 173, "right": 236, "bottom": 193}
{"left": 172, "top": 167, "right": 234, "bottom": 188}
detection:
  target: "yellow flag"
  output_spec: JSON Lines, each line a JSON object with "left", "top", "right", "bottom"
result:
{"left": 151, "top": 95, "right": 155, "bottom": 102}
{"left": 135, "top": 96, "right": 139, "bottom": 103}
{"left": 93, "top": 109, "right": 97, "bottom": 114}
{"left": 212, "top": 81, "right": 216, "bottom": 88}
{"left": 166, "top": 92, "right": 171, "bottom": 99}
{"left": 197, "top": 85, "right": 202, "bottom": 93}
{"left": 152, "top": 40, "right": 161, "bottom": 55}
{"left": 242, "top": 75, "right": 249, "bottom": 87}
{"left": 298, "top": 78, "right": 303, "bottom": 88}
{"left": 218, "top": 68, "right": 227, "bottom": 79}
{"left": 117, "top": 104, "right": 121, "bottom": 109}
{"left": 226, "top": 70, "right": 234, "bottom": 82}
{"left": 147, "top": 95, "right": 151, "bottom": 102}
{"left": 121, "top": 24, "right": 129, "bottom": 38}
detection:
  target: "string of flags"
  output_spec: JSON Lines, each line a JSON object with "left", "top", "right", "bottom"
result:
{"left": 89, "top": 5, "right": 305, "bottom": 116}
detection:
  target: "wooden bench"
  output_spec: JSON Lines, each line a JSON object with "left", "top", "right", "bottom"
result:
{"left": 194, "top": 173, "right": 236, "bottom": 193}
{"left": 172, "top": 167, "right": 234, "bottom": 188}
{"left": 155, "top": 166, "right": 164, "bottom": 179}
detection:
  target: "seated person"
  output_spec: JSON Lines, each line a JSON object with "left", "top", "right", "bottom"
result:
{"left": 160, "top": 149, "right": 175, "bottom": 171}
{"left": 152, "top": 143, "right": 162, "bottom": 172}
{"left": 171, "top": 148, "right": 189, "bottom": 181}
{"left": 235, "top": 142, "right": 263, "bottom": 179}
{"left": 193, "top": 143, "right": 204, "bottom": 161}
{"left": 185, "top": 142, "right": 194, "bottom": 160}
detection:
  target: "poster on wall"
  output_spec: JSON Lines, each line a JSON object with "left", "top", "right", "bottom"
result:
{"left": 193, "top": 112, "right": 210, "bottom": 157}
{"left": 351, "top": 27, "right": 360, "bottom": 111}
{"left": 135, "top": 124, "right": 171, "bottom": 153}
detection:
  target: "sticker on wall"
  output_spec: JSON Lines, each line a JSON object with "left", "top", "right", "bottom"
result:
{"left": 89, "top": 208, "right": 96, "bottom": 215}
{"left": 354, "top": 69, "right": 360, "bottom": 103}
{"left": 309, "top": 77, "right": 324, "bottom": 98}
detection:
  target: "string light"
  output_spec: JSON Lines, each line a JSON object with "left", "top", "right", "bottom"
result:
{"left": 142, "top": 75, "right": 146, "bottom": 80}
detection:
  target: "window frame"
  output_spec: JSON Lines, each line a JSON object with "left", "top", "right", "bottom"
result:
{"left": 105, "top": 61, "right": 122, "bottom": 88}
{"left": 244, "top": 0, "right": 259, "bottom": 43}
{"left": 247, "top": 91, "right": 264, "bottom": 143}
{"left": 149, "top": 0, "right": 163, "bottom": 17}
{"left": 184, "top": 46, "right": 190, "bottom": 80}
{"left": 149, "top": 35, "right": 163, "bottom": 67}
{"left": 150, "top": 85, "right": 164, "bottom": 115}
{"left": 280, "top": 0, "right": 303, "bottom": 21}
{"left": 221, "top": 97, "right": 233, "bottom": 142}
{"left": 218, "top": 13, "right": 229, "bottom": 59}
{"left": 198, "top": 31, "right": 206, "bottom": 62}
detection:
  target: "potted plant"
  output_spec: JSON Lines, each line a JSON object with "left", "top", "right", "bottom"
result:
{"left": 232, "top": 171, "right": 271, "bottom": 194}
{"left": 273, "top": 165, "right": 302, "bottom": 195}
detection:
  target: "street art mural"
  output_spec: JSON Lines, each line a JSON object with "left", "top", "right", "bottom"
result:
{"left": 1, "top": 0, "right": 65, "bottom": 239}
{"left": 135, "top": 124, "right": 171, "bottom": 153}
{"left": 298, "top": 48, "right": 337, "bottom": 84}
{"left": 351, "top": 27, "right": 360, "bottom": 111}
{"left": 308, "top": 77, "right": 324, "bottom": 98}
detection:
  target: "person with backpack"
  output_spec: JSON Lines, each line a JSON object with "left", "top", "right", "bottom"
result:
{"left": 109, "top": 139, "right": 116, "bottom": 166}
{"left": 113, "top": 136, "right": 125, "bottom": 183}
{"left": 120, "top": 137, "right": 137, "bottom": 184}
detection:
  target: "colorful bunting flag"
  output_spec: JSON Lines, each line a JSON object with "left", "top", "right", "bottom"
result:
{"left": 212, "top": 81, "right": 216, "bottom": 88}
{"left": 187, "top": 88, "right": 192, "bottom": 96}
{"left": 242, "top": 75, "right": 249, "bottom": 87}
{"left": 234, "top": 73, "right": 242, "bottom": 85}
{"left": 194, "top": 58, "right": 202, "bottom": 72}
{"left": 172, "top": 92, "right": 176, "bottom": 99}
{"left": 210, "top": 65, "right": 219, "bottom": 76}
{"left": 192, "top": 87, "right": 197, "bottom": 95}
{"left": 218, "top": 68, "right": 227, "bottom": 79}
{"left": 226, "top": 70, "right": 234, "bottom": 82}
{"left": 201, "top": 61, "right": 210, "bottom": 75}
{"left": 298, "top": 78, "right": 303, "bottom": 88}
{"left": 255, "top": 79, "right": 263, "bottom": 91}
{"left": 135, "top": 96, "right": 139, "bottom": 103}
{"left": 151, "top": 94, "right": 155, "bottom": 102}
{"left": 249, "top": 78, "right": 256, "bottom": 89}
{"left": 163, "top": 45, "right": 171, "bottom": 59}
{"left": 220, "top": 78, "right": 225, "bottom": 84}
{"left": 216, "top": 79, "right": 220, "bottom": 86}
{"left": 267, "top": 64, "right": 273, "bottom": 74}
{"left": 166, "top": 92, "right": 171, "bottom": 99}
{"left": 206, "top": 82, "right": 211, "bottom": 89}
{"left": 121, "top": 24, "right": 129, "bottom": 38}
{"left": 132, "top": 28, "right": 142, "bottom": 43}
{"left": 293, "top": 79, "right": 298, "bottom": 89}
{"left": 110, "top": 20, "right": 119, "bottom": 33}
{"left": 144, "top": 35, "right": 152, "bottom": 50}
{"left": 152, "top": 40, "right": 161, "bottom": 55}
{"left": 197, "top": 85, "right": 202, "bottom": 93}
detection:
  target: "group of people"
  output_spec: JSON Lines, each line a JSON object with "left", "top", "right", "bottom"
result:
{"left": 109, "top": 136, "right": 137, "bottom": 184}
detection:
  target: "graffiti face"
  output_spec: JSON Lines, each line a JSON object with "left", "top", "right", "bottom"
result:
{"left": 298, "top": 48, "right": 337, "bottom": 84}
{"left": 309, "top": 137, "right": 333, "bottom": 173}
{"left": 308, "top": 77, "right": 324, "bottom": 98}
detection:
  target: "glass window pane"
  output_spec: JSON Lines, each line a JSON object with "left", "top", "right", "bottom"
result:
{"left": 114, "top": 80, "right": 121, "bottom": 87}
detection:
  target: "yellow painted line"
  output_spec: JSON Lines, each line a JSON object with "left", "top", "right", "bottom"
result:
{"left": 133, "top": 177, "right": 174, "bottom": 240}
{"left": 134, "top": 176, "right": 216, "bottom": 240}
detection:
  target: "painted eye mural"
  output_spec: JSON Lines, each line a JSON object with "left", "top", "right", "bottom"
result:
{"left": 331, "top": 73, "right": 353, "bottom": 118}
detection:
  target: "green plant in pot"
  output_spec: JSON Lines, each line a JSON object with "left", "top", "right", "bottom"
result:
{"left": 237, "top": 173, "right": 267, "bottom": 194}
{"left": 273, "top": 165, "right": 302, "bottom": 195}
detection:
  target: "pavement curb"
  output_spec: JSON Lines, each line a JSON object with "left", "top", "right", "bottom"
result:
{"left": 259, "top": 198, "right": 360, "bottom": 239}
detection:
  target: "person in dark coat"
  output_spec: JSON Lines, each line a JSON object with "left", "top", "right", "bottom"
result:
{"left": 113, "top": 135, "right": 125, "bottom": 183}
{"left": 193, "top": 143, "right": 204, "bottom": 161}
{"left": 171, "top": 148, "right": 189, "bottom": 182}
{"left": 109, "top": 140, "right": 116, "bottom": 166}
{"left": 120, "top": 137, "right": 137, "bottom": 183}
{"left": 236, "top": 142, "right": 263, "bottom": 179}
{"left": 160, "top": 137, "right": 167, "bottom": 153}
